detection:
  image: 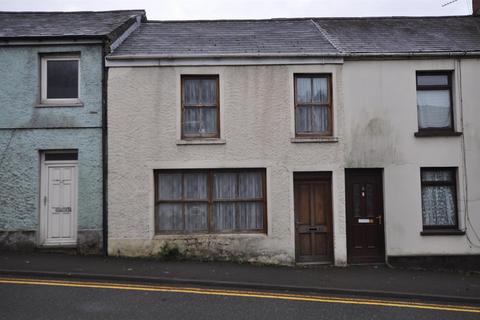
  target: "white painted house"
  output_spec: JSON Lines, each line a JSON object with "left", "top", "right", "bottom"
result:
{"left": 105, "top": 14, "right": 480, "bottom": 267}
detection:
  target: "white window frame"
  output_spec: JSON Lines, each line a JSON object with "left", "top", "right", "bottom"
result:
{"left": 40, "top": 55, "right": 81, "bottom": 105}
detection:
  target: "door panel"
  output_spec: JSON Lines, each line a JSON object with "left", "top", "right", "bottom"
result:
{"left": 346, "top": 169, "right": 385, "bottom": 263}
{"left": 44, "top": 164, "right": 77, "bottom": 244}
{"left": 294, "top": 173, "right": 333, "bottom": 263}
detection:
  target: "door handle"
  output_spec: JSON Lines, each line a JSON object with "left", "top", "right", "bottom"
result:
{"left": 376, "top": 215, "right": 382, "bottom": 225}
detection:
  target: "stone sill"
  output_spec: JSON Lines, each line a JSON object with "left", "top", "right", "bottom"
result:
{"left": 291, "top": 137, "right": 339, "bottom": 143}
{"left": 414, "top": 131, "right": 462, "bottom": 137}
{"left": 420, "top": 229, "right": 465, "bottom": 236}
{"left": 176, "top": 139, "right": 226, "bottom": 145}
{"left": 36, "top": 102, "right": 84, "bottom": 108}
{"left": 153, "top": 233, "right": 267, "bottom": 240}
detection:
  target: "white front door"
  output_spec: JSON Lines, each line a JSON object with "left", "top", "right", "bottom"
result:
{"left": 40, "top": 160, "right": 78, "bottom": 246}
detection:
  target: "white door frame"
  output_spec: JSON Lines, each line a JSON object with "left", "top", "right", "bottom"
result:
{"left": 39, "top": 153, "right": 78, "bottom": 246}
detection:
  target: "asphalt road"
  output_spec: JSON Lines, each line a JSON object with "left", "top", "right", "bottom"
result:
{"left": 0, "top": 277, "right": 479, "bottom": 320}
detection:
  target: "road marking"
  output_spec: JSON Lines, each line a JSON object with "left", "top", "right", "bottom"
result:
{"left": 0, "top": 277, "right": 479, "bottom": 314}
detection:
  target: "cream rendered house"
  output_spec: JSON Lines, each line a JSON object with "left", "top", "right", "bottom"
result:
{"left": 105, "top": 15, "right": 480, "bottom": 267}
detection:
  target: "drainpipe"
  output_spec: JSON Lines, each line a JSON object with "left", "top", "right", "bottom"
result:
{"left": 101, "top": 41, "right": 109, "bottom": 256}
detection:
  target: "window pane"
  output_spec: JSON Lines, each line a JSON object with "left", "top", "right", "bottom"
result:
{"left": 417, "top": 75, "right": 449, "bottom": 86}
{"left": 184, "top": 173, "right": 208, "bottom": 200}
{"left": 312, "top": 78, "right": 328, "bottom": 103}
{"left": 157, "top": 204, "right": 183, "bottom": 231}
{"left": 311, "top": 106, "right": 329, "bottom": 133}
{"left": 46, "top": 60, "right": 78, "bottom": 99}
{"left": 238, "top": 172, "right": 262, "bottom": 199}
{"left": 417, "top": 90, "right": 451, "bottom": 129}
{"left": 183, "top": 107, "right": 217, "bottom": 135}
{"left": 213, "top": 203, "right": 236, "bottom": 231}
{"left": 200, "top": 79, "right": 217, "bottom": 105}
{"left": 184, "top": 79, "right": 200, "bottom": 105}
{"left": 422, "top": 186, "right": 456, "bottom": 226}
{"left": 185, "top": 203, "right": 208, "bottom": 231}
{"left": 237, "top": 202, "right": 263, "bottom": 230}
{"left": 296, "top": 106, "right": 329, "bottom": 134}
{"left": 158, "top": 173, "right": 182, "bottom": 200}
{"left": 422, "top": 170, "right": 453, "bottom": 182}
{"left": 296, "top": 78, "right": 311, "bottom": 103}
{"left": 213, "top": 172, "right": 237, "bottom": 199}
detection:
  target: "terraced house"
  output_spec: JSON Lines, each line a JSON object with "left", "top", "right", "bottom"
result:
{"left": 0, "top": 10, "right": 146, "bottom": 253}
{"left": 106, "top": 12, "right": 480, "bottom": 266}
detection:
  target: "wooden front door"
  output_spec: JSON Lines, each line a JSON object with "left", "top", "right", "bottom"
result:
{"left": 345, "top": 169, "right": 385, "bottom": 263}
{"left": 294, "top": 173, "right": 333, "bottom": 263}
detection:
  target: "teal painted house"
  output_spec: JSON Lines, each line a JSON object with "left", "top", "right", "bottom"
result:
{"left": 0, "top": 10, "right": 145, "bottom": 253}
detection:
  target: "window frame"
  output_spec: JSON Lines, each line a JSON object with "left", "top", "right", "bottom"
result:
{"left": 294, "top": 73, "right": 333, "bottom": 137}
{"left": 420, "top": 167, "right": 459, "bottom": 231}
{"left": 154, "top": 168, "right": 267, "bottom": 235}
{"left": 181, "top": 75, "right": 220, "bottom": 139}
{"left": 40, "top": 55, "right": 81, "bottom": 105}
{"left": 415, "top": 71, "right": 454, "bottom": 132}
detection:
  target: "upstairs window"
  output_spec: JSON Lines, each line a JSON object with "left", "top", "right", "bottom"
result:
{"left": 421, "top": 168, "right": 458, "bottom": 230}
{"left": 416, "top": 72, "right": 453, "bottom": 131}
{"left": 181, "top": 75, "right": 219, "bottom": 139}
{"left": 294, "top": 74, "right": 332, "bottom": 136}
{"left": 41, "top": 55, "right": 80, "bottom": 105}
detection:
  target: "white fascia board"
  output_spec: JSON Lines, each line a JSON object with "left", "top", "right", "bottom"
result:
{"left": 105, "top": 56, "right": 344, "bottom": 67}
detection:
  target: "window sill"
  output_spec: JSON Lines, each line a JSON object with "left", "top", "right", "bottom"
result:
{"left": 176, "top": 139, "right": 226, "bottom": 145}
{"left": 420, "top": 229, "right": 465, "bottom": 236}
{"left": 291, "top": 137, "right": 339, "bottom": 143}
{"left": 36, "top": 102, "right": 83, "bottom": 108}
{"left": 414, "top": 131, "right": 462, "bottom": 137}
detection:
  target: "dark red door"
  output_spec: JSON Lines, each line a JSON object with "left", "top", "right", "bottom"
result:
{"left": 345, "top": 169, "right": 385, "bottom": 263}
{"left": 294, "top": 172, "right": 333, "bottom": 263}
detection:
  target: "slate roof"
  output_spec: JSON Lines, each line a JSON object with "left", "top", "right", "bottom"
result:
{"left": 314, "top": 16, "right": 480, "bottom": 54}
{"left": 110, "top": 15, "right": 480, "bottom": 58}
{"left": 0, "top": 10, "right": 146, "bottom": 39}
{"left": 110, "top": 19, "right": 339, "bottom": 56}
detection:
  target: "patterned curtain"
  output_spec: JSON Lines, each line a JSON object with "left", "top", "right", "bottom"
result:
{"left": 421, "top": 170, "right": 456, "bottom": 227}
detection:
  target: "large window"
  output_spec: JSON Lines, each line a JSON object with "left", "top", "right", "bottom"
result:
{"left": 294, "top": 74, "right": 332, "bottom": 136}
{"left": 155, "top": 169, "right": 266, "bottom": 234}
{"left": 181, "top": 75, "right": 219, "bottom": 139}
{"left": 416, "top": 71, "right": 453, "bottom": 131}
{"left": 41, "top": 55, "right": 80, "bottom": 105}
{"left": 421, "top": 168, "right": 458, "bottom": 230}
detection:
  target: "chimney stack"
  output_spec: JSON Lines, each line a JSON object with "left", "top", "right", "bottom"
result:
{"left": 474, "top": 0, "right": 480, "bottom": 15}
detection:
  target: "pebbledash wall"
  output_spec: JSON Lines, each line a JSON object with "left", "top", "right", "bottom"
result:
{"left": 107, "top": 63, "right": 347, "bottom": 265}
{"left": 0, "top": 45, "right": 103, "bottom": 252}
{"left": 107, "top": 57, "right": 480, "bottom": 265}
{"left": 343, "top": 58, "right": 480, "bottom": 257}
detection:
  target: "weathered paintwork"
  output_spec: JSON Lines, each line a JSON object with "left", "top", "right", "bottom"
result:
{"left": 0, "top": 45, "right": 103, "bottom": 252}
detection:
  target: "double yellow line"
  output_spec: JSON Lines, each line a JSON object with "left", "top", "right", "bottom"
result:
{"left": 0, "top": 277, "right": 479, "bottom": 314}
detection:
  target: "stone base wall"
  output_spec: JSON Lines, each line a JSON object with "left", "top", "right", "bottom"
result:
{"left": 0, "top": 229, "right": 103, "bottom": 255}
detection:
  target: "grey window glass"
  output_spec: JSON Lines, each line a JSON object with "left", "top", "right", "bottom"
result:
{"left": 296, "top": 78, "right": 311, "bottom": 103}
{"left": 158, "top": 173, "right": 182, "bottom": 200}
{"left": 417, "top": 90, "right": 451, "bottom": 129}
{"left": 185, "top": 203, "right": 208, "bottom": 231}
{"left": 213, "top": 173, "right": 237, "bottom": 199}
{"left": 296, "top": 105, "right": 329, "bottom": 134}
{"left": 213, "top": 203, "right": 236, "bottom": 231}
{"left": 183, "top": 107, "right": 217, "bottom": 135}
{"left": 157, "top": 204, "right": 183, "bottom": 231}
{"left": 417, "top": 75, "right": 449, "bottom": 86}
{"left": 46, "top": 60, "right": 79, "bottom": 99}
{"left": 238, "top": 172, "right": 262, "bottom": 198}
{"left": 312, "top": 78, "right": 328, "bottom": 103}
{"left": 184, "top": 173, "right": 208, "bottom": 200}
{"left": 237, "top": 202, "right": 264, "bottom": 230}
{"left": 183, "top": 77, "right": 218, "bottom": 137}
